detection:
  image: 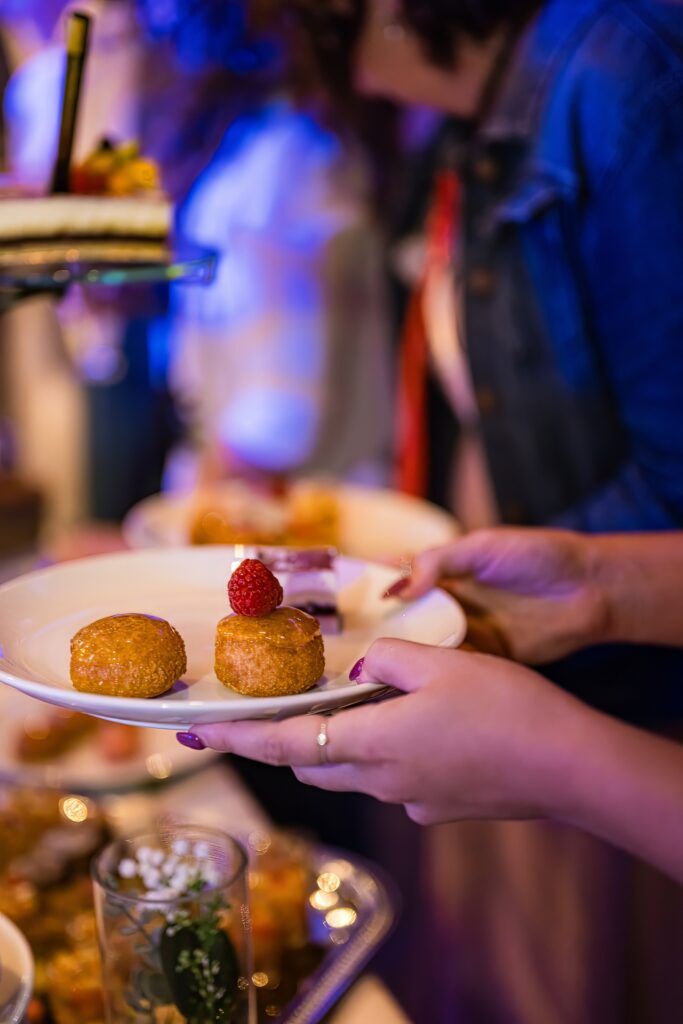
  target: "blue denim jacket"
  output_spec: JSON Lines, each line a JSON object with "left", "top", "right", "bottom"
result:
{"left": 461, "top": 0, "right": 683, "bottom": 531}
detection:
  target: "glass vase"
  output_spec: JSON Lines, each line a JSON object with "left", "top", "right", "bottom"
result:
{"left": 92, "top": 825, "right": 254, "bottom": 1024}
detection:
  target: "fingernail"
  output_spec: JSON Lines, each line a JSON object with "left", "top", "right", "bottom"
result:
{"left": 349, "top": 657, "right": 365, "bottom": 681}
{"left": 383, "top": 577, "right": 410, "bottom": 599}
{"left": 176, "top": 732, "right": 206, "bottom": 751}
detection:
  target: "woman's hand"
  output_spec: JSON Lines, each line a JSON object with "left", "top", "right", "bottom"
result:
{"left": 386, "top": 528, "right": 611, "bottom": 664}
{"left": 183, "top": 639, "right": 586, "bottom": 826}
{"left": 180, "top": 638, "right": 683, "bottom": 882}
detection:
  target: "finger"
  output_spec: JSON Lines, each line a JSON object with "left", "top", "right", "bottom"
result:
{"left": 293, "top": 763, "right": 404, "bottom": 802}
{"left": 358, "top": 637, "right": 466, "bottom": 691}
{"left": 392, "top": 531, "right": 495, "bottom": 600}
{"left": 191, "top": 705, "right": 381, "bottom": 766}
{"left": 191, "top": 716, "right": 328, "bottom": 766}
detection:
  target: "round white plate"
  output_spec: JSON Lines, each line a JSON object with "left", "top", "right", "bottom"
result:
{"left": 0, "top": 913, "right": 33, "bottom": 1024}
{"left": 0, "top": 689, "right": 217, "bottom": 792}
{"left": 0, "top": 548, "right": 465, "bottom": 730}
{"left": 122, "top": 482, "right": 459, "bottom": 563}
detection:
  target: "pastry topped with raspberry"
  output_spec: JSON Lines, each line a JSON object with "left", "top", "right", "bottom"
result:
{"left": 216, "top": 559, "right": 324, "bottom": 697}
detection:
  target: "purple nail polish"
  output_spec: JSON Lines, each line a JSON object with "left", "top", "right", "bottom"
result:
{"left": 383, "top": 577, "right": 410, "bottom": 600}
{"left": 176, "top": 732, "right": 206, "bottom": 751}
{"left": 349, "top": 657, "right": 365, "bottom": 681}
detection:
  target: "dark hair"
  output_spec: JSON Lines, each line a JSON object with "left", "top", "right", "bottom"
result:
{"left": 135, "top": 0, "right": 284, "bottom": 200}
{"left": 287, "top": 0, "right": 543, "bottom": 95}
{"left": 401, "top": 0, "right": 543, "bottom": 63}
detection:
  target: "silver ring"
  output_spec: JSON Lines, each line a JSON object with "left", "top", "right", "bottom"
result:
{"left": 316, "top": 717, "right": 330, "bottom": 764}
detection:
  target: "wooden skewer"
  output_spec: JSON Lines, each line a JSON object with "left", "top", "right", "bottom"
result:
{"left": 51, "top": 11, "right": 91, "bottom": 194}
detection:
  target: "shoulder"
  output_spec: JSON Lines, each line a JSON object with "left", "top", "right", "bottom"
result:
{"left": 538, "top": 1, "right": 683, "bottom": 189}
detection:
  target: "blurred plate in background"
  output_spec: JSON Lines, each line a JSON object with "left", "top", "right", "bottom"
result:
{"left": 0, "top": 689, "right": 216, "bottom": 793}
{"left": 123, "top": 482, "right": 459, "bottom": 563}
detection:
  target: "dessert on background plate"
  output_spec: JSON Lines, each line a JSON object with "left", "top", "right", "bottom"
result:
{"left": 190, "top": 484, "right": 287, "bottom": 546}
{"left": 70, "top": 612, "right": 186, "bottom": 698}
{"left": 190, "top": 481, "right": 340, "bottom": 549}
{"left": 255, "top": 546, "right": 343, "bottom": 635}
{"left": 0, "top": 688, "right": 215, "bottom": 791}
{"left": 123, "top": 481, "right": 459, "bottom": 565}
{"left": 216, "top": 559, "right": 325, "bottom": 697}
{"left": 0, "top": 139, "right": 172, "bottom": 267}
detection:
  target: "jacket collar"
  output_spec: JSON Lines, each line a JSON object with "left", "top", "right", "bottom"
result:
{"left": 480, "top": 0, "right": 612, "bottom": 141}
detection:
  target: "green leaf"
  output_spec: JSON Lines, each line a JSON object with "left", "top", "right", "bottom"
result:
{"left": 160, "top": 923, "right": 239, "bottom": 1021}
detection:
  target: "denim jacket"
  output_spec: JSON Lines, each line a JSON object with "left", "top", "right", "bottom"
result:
{"left": 460, "top": 0, "right": 683, "bottom": 531}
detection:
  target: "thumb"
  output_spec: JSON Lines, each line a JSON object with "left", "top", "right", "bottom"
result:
{"left": 358, "top": 637, "right": 463, "bottom": 693}
{"left": 397, "top": 532, "right": 494, "bottom": 600}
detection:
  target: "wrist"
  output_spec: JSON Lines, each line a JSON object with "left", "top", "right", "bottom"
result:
{"left": 583, "top": 535, "right": 641, "bottom": 645}
{"left": 514, "top": 680, "right": 599, "bottom": 822}
{"left": 536, "top": 694, "right": 605, "bottom": 825}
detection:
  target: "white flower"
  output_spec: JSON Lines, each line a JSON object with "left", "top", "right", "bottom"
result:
{"left": 163, "top": 854, "right": 179, "bottom": 875}
{"left": 118, "top": 858, "right": 138, "bottom": 879}
{"left": 203, "top": 865, "right": 221, "bottom": 889}
{"left": 172, "top": 838, "right": 190, "bottom": 856}
{"left": 149, "top": 848, "right": 165, "bottom": 867}
{"left": 170, "top": 865, "right": 191, "bottom": 891}
{"left": 193, "top": 841, "right": 210, "bottom": 860}
{"left": 136, "top": 845, "right": 154, "bottom": 863}
{"left": 142, "top": 867, "right": 162, "bottom": 889}
{"left": 152, "top": 886, "right": 180, "bottom": 901}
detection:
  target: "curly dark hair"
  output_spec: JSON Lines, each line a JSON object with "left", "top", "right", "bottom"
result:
{"left": 287, "top": 0, "right": 543, "bottom": 94}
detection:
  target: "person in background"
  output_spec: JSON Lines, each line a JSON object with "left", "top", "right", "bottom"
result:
{"left": 193, "top": 2, "right": 683, "bottom": 1020}
{"left": 284, "top": 0, "right": 683, "bottom": 716}
{"left": 138, "top": 0, "right": 394, "bottom": 493}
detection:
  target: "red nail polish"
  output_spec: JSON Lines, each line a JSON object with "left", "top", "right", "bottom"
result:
{"left": 349, "top": 657, "right": 365, "bottom": 681}
{"left": 176, "top": 732, "right": 206, "bottom": 751}
{"left": 383, "top": 577, "right": 410, "bottom": 599}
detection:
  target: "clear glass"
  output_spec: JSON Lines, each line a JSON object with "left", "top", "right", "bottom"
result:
{"left": 92, "top": 825, "right": 254, "bottom": 1024}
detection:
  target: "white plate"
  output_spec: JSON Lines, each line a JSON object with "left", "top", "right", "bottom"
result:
{"left": 0, "top": 689, "right": 217, "bottom": 792}
{"left": 122, "top": 482, "right": 459, "bottom": 563}
{"left": 0, "top": 548, "right": 465, "bottom": 730}
{"left": 0, "top": 913, "right": 33, "bottom": 1024}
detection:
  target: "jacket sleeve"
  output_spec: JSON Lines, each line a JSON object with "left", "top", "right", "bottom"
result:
{"left": 557, "top": 72, "right": 683, "bottom": 531}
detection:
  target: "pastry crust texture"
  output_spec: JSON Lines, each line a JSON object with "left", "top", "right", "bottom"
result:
{"left": 215, "top": 607, "right": 324, "bottom": 697}
{"left": 70, "top": 613, "right": 186, "bottom": 698}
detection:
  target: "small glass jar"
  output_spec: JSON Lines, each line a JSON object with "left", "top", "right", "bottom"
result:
{"left": 92, "top": 825, "right": 254, "bottom": 1024}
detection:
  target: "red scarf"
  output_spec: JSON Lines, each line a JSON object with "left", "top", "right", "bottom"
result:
{"left": 394, "top": 169, "right": 461, "bottom": 497}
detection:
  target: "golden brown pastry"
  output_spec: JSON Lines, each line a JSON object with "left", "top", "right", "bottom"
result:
{"left": 70, "top": 613, "right": 186, "bottom": 698}
{"left": 215, "top": 607, "right": 324, "bottom": 697}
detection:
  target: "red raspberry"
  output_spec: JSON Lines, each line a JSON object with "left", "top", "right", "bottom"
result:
{"left": 228, "top": 559, "right": 283, "bottom": 617}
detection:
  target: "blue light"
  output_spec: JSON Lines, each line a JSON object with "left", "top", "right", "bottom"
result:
{"left": 134, "top": 0, "right": 282, "bottom": 75}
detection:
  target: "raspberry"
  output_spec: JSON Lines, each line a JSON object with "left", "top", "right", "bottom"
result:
{"left": 228, "top": 559, "right": 283, "bottom": 617}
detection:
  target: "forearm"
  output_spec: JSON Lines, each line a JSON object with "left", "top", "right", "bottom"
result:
{"left": 549, "top": 702, "right": 683, "bottom": 883}
{"left": 587, "top": 533, "right": 683, "bottom": 647}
